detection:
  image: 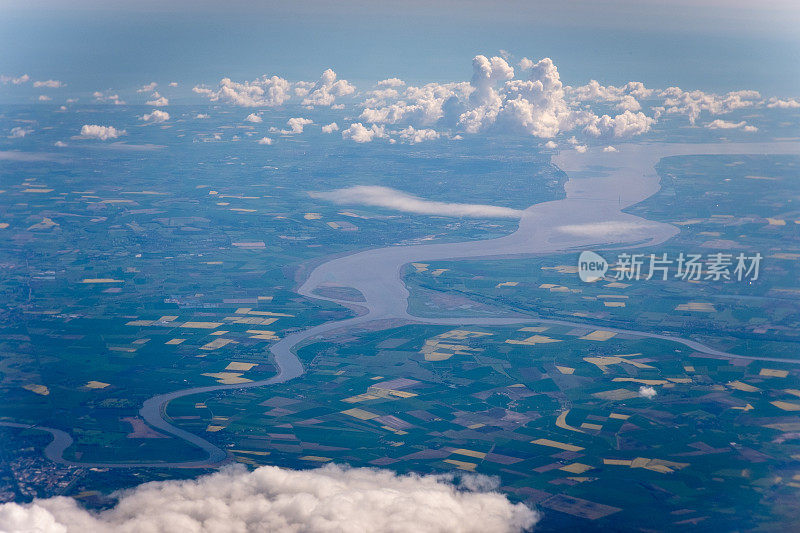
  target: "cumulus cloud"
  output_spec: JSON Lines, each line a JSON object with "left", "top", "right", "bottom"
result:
{"left": 281, "top": 117, "right": 312, "bottom": 134}
{"left": 93, "top": 91, "right": 125, "bottom": 105}
{"left": 38, "top": 95, "right": 51, "bottom": 101}
{"left": 0, "top": 464, "right": 537, "bottom": 533}
{"left": 359, "top": 81, "right": 471, "bottom": 126}
{"left": 301, "top": 69, "right": 356, "bottom": 107}
{"left": 518, "top": 59, "right": 537, "bottom": 74}
{"left": 1, "top": 74, "right": 30, "bottom": 85}
{"left": 661, "top": 88, "right": 760, "bottom": 124}
{"left": 341, "top": 123, "right": 386, "bottom": 143}
{"left": 257, "top": 137, "right": 273, "bottom": 145}
{"left": 378, "top": 78, "right": 405, "bottom": 87}
{"left": 543, "top": 140, "right": 557, "bottom": 149}
{"left": 582, "top": 110, "right": 656, "bottom": 138}
{"left": 603, "top": 145, "right": 618, "bottom": 152}
{"left": 79, "top": 125, "right": 125, "bottom": 140}
{"left": 705, "top": 119, "right": 757, "bottom": 132}
{"left": 766, "top": 97, "right": 800, "bottom": 109}
{"left": 54, "top": 141, "right": 67, "bottom": 147}
{"left": 145, "top": 92, "right": 169, "bottom": 106}
{"left": 9, "top": 127, "right": 33, "bottom": 138}
{"left": 194, "top": 75, "right": 293, "bottom": 107}
{"left": 566, "top": 80, "right": 653, "bottom": 109}
{"left": 195, "top": 113, "right": 209, "bottom": 119}
{"left": 639, "top": 385, "right": 657, "bottom": 399}
{"left": 33, "top": 79, "right": 63, "bottom": 88}
{"left": 462, "top": 56, "right": 603, "bottom": 138}
{"left": 353, "top": 55, "right": 661, "bottom": 140}
{"left": 141, "top": 110, "right": 170, "bottom": 123}
{"left": 310, "top": 185, "right": 523, "bottom": 218}
{"left": 245, "top": 113, "right": 262, "bottom": 123}
{"left": 398, "top": 126, "right": 440, "bottom": 144}
{"left": 137, "top": 82, "right": 157, "bottom": 93}
{"left": 321, "top": 122, "right": 339, "bottom": 133}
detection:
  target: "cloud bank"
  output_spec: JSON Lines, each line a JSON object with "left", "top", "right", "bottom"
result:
{"left": 185, "top": 54, "right": 796, "bottom": 144}
{"left": 309, "top": 185, "right": 523, "bottom": 218}
{"left": 0, "top": 464, "right": 538, "bottom": 533}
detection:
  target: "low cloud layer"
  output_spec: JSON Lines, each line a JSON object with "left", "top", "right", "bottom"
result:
{"left": 0, "top": 464, "right": 538, "bottom": 533}
{"left": 310, "top": 185, "right": 524, "bottom": 218}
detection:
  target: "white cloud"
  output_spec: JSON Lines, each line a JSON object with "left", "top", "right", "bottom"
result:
{"left": 33, "top": 79, "right": 63, "bottom": 88}
{"left": 472, "top": 56, "right": 594, "bottom": 138}
{"left": 137, "top": 82, "right": 157, "bottom": 93}
{"left": 321, "top": 122, "right": 339, "bottom": 133}
{"left": 566, "top": 80, "right": 652, "bottom": 107}
{"left": 359, "top": 81, "right": 471, "bottom": 126}
{"left": 583, "top": 110, "right": 656, "bottom": 138}
{"left": 79, "top": 125, "right": 125, "bottom": 140}
{"left": 310, "top": 185, "right": 523, "bottom": 218}
{"left": 54, "top": 141, "right": 67, "bottom": 147}
{"left": 399, "top": 125, "right": 440, "bottom": 144}
{"left": 543, "top": 140, "right": 558, "bottom": 149}
{"left": 661, "top": 88, "right": 761, "bottom": 124}
{"left": 518, "top": 57, "right": 535, "bottom": 71}
{"left": 169, "top": 82, "right": 178, "bottom": 87}
{"left": 557, "top": 220, "right": 651, "bottom": 237}
{"left": 603, "top": 145, "right": 618, "bottom": 152}
{"left": 245, "top": 113, "right": 262, "bottom": 123}
{"left": 378, "top": 77, "right": 405, "bottom": 87}
{"left": 257, "top": 137, "right": 273, "bottom": 145}
{"left": 0, "top": 464, "right": 538, "bottom": 533}
{"left": 145, "top": 92, "right": 168, "bottom": 106}
{"left": 705, "top": 119, "right": 757, "bottom": 131}
{"left": 141, "top": 110, "right": 170, "bottom": 123}
{"left": 575, "top": 144, "right": 588, "bottom": 153}
{"left": 639, "top": 385, "right": 657, "bottom": 399}
{"left": 93, "top": 91, "right": 125, "bottom": 105}
{"left": 38, "top": 95, "right": 51, "bottom": 101}
{"left": 1, "top": 74, "right": 30, "bottom": 85}
{"left": 9, "top": 127, "right": 33, "bottom": 138}
{"left": 615, "top": 94, "right": 642, "bottom": 112}
{"left": 766, "top": 97, "right": 800, "bottom": 109}
{"left": 352, "top": 55, "right": 662, "bottom": 141}
{"left": 341, "top": 123, "right": 386, "bottom": 143}
{"left": 301, "top": 69, "right": 355, "bottom": 107}
{"left": 282, "top": 117, "right": 312, "bottom": 134}
{"left": 195, "top": 113, "right": 209, "bottom": 119}
{"left": 194, "top": 75, "right": 293, "bottom": 107}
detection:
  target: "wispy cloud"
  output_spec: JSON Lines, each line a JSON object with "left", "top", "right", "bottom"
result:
{"left": 309, "top": 185, "right": 523, "bottom": 218}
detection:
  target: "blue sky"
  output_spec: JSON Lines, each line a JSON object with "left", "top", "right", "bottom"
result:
{"left": 1, "top": 0, "right": 799, "bottom": 99}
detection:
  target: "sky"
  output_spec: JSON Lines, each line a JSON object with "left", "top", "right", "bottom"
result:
{"left": 1, "top": 0, "right": 799, "bottom": 100}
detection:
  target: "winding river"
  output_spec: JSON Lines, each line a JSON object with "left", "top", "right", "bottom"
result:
{"left": 5, "top": 141, "right": 800, "bottom": 468}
